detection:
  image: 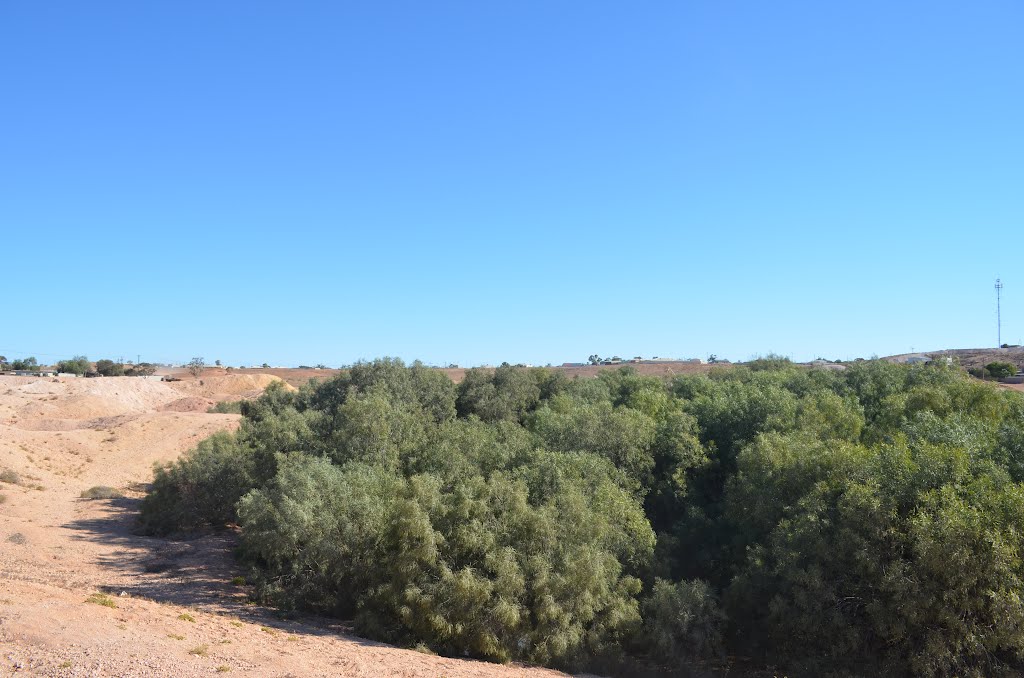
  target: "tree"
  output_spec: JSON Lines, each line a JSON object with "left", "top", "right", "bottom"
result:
{"left": 126, "top": 362, "right": 156, "bottom": 377}
{"left": 187, "top": 357, "right": 205, "bottom": 379}
{"left": 589, "top": 354, "right": 602, "bottom": 365}
{"left": 139, "top": 357, "right": 1024, "bottom": 675}
{"left": 95, "top": 359, "right": 125, "bottom": 377}
{"left": 56, "top": 356, "right": 90, "bottom": 375}
{"left": 215, "top": 359, "right": 222, "bottom": 367}
{"left": 10, "top": 357, "right": 38, "bottom": 371}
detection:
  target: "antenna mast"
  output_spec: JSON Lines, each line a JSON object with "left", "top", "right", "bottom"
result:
{"left": 996, "top": 278, "right": 1004, "bottom": 347}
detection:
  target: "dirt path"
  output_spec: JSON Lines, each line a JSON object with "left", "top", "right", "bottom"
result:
{"left": 0, "top": 376, "right": 571, "bottom": 677}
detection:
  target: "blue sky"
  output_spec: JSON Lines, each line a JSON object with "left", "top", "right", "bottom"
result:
{"left": 2, "top": 2, "right": 1022, "bottom": 367}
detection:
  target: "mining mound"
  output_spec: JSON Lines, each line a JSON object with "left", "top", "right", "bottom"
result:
{"left": 160, "top": 396, "right": 216, "bottom": 413}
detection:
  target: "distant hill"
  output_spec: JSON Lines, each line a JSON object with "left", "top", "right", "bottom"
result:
{"left": 883, "top": 346, "right": 1024, "bottom": 369}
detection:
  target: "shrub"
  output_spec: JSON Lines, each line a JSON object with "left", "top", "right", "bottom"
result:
{"left": 986, "top": 361, "right": 1018, "bottom": 379}
{"left": 208, "top": 400, "right": 243, "bottom": 414}
{"left": 125, "top": 362, "right": 157, "bottom": 377}
{"left": 456, "top": 365, "right": 541, "bottom": 422}
{"left": 80, "top": 485, "right": 123, "bottom": 499}
{"left": 85, "top": 593, "right": 117, "bottom": 608}
{"left": 188, "top": 357, "right": 205, "bottom": 378}
{"left": 238, "top": 453, "right": 651, "bottom": 667}
{"left": 140, "top": 358, "right": 1024, "bottom": 675}
{"left": 0, "top": 469, "right": 20, "bottom": 485}
{"left": 642, "top": 579, "right": 725, "bottom": 663}
{"left": 139, "top": 432, "right": 254, "bottom": 534}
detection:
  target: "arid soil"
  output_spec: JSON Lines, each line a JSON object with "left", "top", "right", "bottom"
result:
{"left": 0, "top": 375, "right": 572, "bottom": 677}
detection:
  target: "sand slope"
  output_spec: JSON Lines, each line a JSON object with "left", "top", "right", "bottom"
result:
{"left": 0, "top": 376, "right": 570, "bottom": 677}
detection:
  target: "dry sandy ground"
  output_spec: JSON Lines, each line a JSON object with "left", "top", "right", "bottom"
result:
{"left": 0, "top": 375, "right": 572, "bottom": 677}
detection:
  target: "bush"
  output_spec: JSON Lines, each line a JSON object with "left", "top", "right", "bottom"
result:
{"left": 140, "top": 358, "right": 1024, "bottom": 675}
{"left": 85, "top": 593, "right": 117, "bottom": 608}
{"left": 139, "top": 432, "right": 254, "bottom": 534}
{"left": 80, "top": 485, "right": 123, "bottom": 499}
{"left": 987, "top": 361, "right": 1018, "bottom": 379}
{"left": 188, "top": 357, "right": 205, "bottom": 378}
{"left": 125, "top": 362, "right": 157, "bottom": 376}
{"left": 208, "top": 400, "right": 243, "bottom": 414}
{"left": 642, "top": 579, "right": 725, "bottom": 663}
{"left": 456, "top": 365, "right": 541, "bottom": 422}
{"left": 238, "top": 453, "right": 651, "bottom": 667}
{"left": 0, "top": 469, "right": 21, "bottom": 485}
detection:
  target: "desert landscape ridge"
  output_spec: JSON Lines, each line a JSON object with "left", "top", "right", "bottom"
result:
{"left": 0, "top": 374, "right": 571, "bottom": 677}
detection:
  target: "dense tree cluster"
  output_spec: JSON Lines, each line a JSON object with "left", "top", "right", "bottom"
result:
{"left": 95, "top": 359, "right": 157, "bottom": 377}
{"left": 56, "top": 355, "right": 90, "bottom": 375}
{"left": 95, "top": 359, "right": 125, "bottom": 376}
{"left": 3, "top": 356, "right": 38, "bottom": 371}
{"left": 141, "top": 358, "right": 1024, "bottom": 676}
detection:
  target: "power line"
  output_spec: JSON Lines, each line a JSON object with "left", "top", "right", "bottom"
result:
{"left": 995, "top": 277, "right": 1004, "bottom": 348}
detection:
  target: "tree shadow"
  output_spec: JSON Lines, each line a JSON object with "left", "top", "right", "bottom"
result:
{"left": 62, "top": 495, "right": 383, "bottom": 643}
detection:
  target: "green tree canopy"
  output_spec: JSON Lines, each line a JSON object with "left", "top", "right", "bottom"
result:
{"left": 140, "top": 358, "right": 1024, "bottom": 676}
{"left": 56, "top": 355, "right": 89, "bottom": 375}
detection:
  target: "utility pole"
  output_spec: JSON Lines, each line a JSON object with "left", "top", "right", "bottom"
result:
{"left": 996, "top": 278, "right": 1004, "bottom": 348}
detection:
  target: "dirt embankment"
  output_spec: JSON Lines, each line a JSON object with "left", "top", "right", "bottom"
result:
{"left": 0, "top": 375, "right": 570, "bottom": 677}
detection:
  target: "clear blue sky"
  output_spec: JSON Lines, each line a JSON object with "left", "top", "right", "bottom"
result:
{"left": 2, "top": 2, "right": 1022, "bottom": 367}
